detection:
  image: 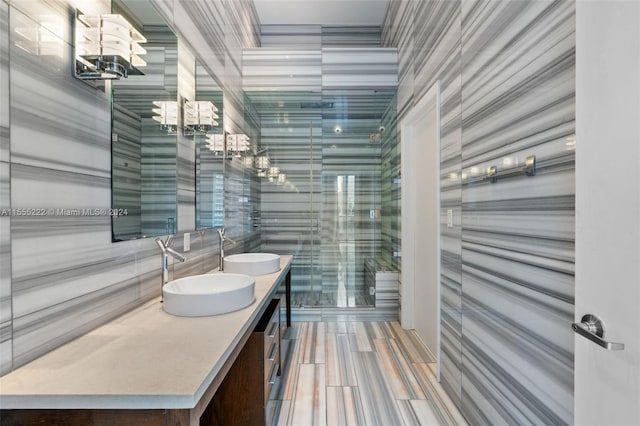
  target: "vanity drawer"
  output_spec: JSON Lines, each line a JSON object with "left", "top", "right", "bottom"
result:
{"left": 256, "top": 299, "right": 281, "bottom": 407}
{"left": 264, "top": 340, "right": 278, "bottom": 380}
{"left": 264, "top": 348, "right": 280, "bottom": 399}
{"left": 264, "top": 321, "right": 279, "bottom": 356}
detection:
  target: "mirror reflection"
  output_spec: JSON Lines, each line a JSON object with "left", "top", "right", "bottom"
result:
{"left": 111, "top": 0, "right": 178, "bottom": 241}
{"left": 194, "top": 60, "right": 225, "bottom": 230}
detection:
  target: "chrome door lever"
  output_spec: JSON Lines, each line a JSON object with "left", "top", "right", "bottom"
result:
{"left": 572, "top": 314, "right": 625, "bottom": 351}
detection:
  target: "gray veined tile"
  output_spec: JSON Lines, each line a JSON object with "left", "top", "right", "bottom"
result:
{"left": 289, "top": 363, "right": 326, "bottom": 426}
{"left": 348, "top": 322, "right": 373, "bottom": 352}
{"left": 412, "top": 363, "right": 469, "bottom": 426}
{"left": 326, "top": 332, "right": 357, "bottom": 386}
{"left": 389, "top": 321, "right": 437, "bottom": 364}
{"left": 295, "top": 321, "right": 323, "bottom": 364}
{"left": 373, "top": 338, "right": 425, "bottom": 400}
{"left": 352, "top": 351, "right": 402, "bottom": 426}
{"left": 397, "top": 399, "right": 442, "bottom": 426}
{"left": 0, "top": 1, "right": 8, "bottom": 163}
{"left": 326, "top": 386, "right": 365, "bottom": 426}
{"left": 274, "top": 400, "right": 291, "bottom": 426}
{"left": 0, "top": 162, "right": 11, "bottom": 375}
{"left": 9, "top": 7, "right": 111, "bottom": 177}
{"left": 327, "top": 321, "right": 350, "bottom": 334}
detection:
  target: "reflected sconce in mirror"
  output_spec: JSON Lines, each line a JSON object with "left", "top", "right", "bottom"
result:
{"left": 226, "top": 134, "right": 250, "bottom": 158}
{"left": 256, "top": 155, "right": 270, "bottom": 177}
{"left": 268, "top": 166, "right": 280, "bottom": 182}
{"left": 184, "top": 101, "right": 219, "bottom": 135}
{"left": 205, "top": 134, "right": 226, "bottom": 155}
{"left": 14, "top": 15, "right": 64, "bottom": 58}
{"left": 74, "top": 10, "right": 147, "bottom": 80}
{"left": 152, "top": 101, "right": 178, "bottom": 134}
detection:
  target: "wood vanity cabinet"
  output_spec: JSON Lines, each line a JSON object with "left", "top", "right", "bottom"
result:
{"left": 201, "top": 298, "right": 281, "bottom": 426}
{"left": 0, "top": 268, "right": 292, "bottom": 426}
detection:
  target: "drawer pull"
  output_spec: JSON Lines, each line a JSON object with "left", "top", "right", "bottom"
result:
{"left": 267, "top": 363, "right": 279, "bottom": 385}
{"left": 268, "top": 343, "right": 278, "bottom": 361}
{"left": 267, "top": 322, "right": 279, "bottom": 338}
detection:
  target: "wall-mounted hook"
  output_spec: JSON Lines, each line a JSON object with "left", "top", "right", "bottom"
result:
{"left": 488, "top": 166, "right": 498, "bottom": 183}
{"left": 524, "top": 155, "right": 536, "bottom": 176}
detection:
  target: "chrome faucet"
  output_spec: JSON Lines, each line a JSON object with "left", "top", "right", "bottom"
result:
{"left": 217, "top": 227, "right": 236, "bottom": 271}
{"left": 155, "top": 235, "right": 186, "bottom": 301}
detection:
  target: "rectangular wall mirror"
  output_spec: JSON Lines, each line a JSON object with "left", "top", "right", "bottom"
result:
{"left": 195, "top": 60, "right": 225, "bottom": 230}
{"left": 111, "top": 0, "right": 178, "bottom": 241}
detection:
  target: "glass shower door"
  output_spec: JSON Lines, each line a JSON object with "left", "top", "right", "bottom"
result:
{"left": 249, "top": 89, "right": 390, "bottom": 310}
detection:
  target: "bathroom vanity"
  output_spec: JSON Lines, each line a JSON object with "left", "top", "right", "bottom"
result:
{"left": 0, "top": 256, "right": 292, "bottom": 426}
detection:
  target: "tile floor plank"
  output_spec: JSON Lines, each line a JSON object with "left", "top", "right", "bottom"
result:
{"left": 326, "top": 333, "right": 358, "bottom": 386}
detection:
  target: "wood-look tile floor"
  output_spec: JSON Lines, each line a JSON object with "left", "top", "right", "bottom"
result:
{"left": 268, "top": 322, "right": 468, "bottom": 426}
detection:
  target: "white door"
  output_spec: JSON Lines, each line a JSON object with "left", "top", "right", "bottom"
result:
{"left": 401, "top": 82, "right": 441, "bottom": 366}
{"left": 575, "top": 2, "right": 640, "bottom": 424}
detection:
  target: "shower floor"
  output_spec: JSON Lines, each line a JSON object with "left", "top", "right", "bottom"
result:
{"left": 290, "top": 287, "right": 373, "bottom": 308}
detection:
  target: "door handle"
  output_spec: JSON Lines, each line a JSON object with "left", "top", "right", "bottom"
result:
{"left": 572, "top": 314, "right": 625, "bottom": 351}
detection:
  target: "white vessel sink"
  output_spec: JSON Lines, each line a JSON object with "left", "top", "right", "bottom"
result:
{"left": 223, "top": 253, "right": 281, "bottom": 276}
{"left": 163, "top": 273, "right": 255, "bottom": 317}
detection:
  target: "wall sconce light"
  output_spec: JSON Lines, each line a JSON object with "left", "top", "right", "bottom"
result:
{"left": 205, "top": 134, "right": 226, "bottom": 155}
{"left": 152, "top": 101, "right": 178, "bottom": 133}
{"left": 74, "top": 9, "right": 146, "bottom": 80}
{"left": 277, "top": 173, "right": 286, "bottom": 184}
{"left": 184, "top": 101, "right": 219, "bottom": 135}
{"left": 226, "top": 134, "right": 250, "bottom": 158}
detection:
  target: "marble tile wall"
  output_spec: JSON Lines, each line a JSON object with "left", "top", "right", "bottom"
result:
{"left": 261, "top": 25, "right": 322, "bottom": 48}
{"left": 459, "top": 2, "right": 575, "bottom": 424}
{"left": 383, "top": 0, "right": 464, "bottom": 409}
{"left": 1, "top": 0, "right": 260, "bottom": 375}
{"left": 0, "top": 1, "right": 11, "bottom": 375}
{"left": 383, "top": 0, "right": 575, "bottom": 424}
{"left": 243, "top": 48, "right": 323, "bottom": 92}
{"left": 321, "top": 26, "right": 381, "bottom": 47}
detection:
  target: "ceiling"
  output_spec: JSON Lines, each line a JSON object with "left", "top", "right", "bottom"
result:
{"left": 253, "top": 0, "right": 389, "bottom": 26}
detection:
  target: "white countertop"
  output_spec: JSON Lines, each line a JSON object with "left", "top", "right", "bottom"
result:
{"left": 0, "top": 256, "right": 291, "bottom": 410}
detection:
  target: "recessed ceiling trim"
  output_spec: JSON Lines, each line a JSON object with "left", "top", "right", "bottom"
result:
{"left": 253, "top": 0, "right": 388, "bottom": 26}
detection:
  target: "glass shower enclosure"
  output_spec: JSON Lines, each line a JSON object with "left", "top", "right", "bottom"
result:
{"left": 247, "top": 88, "right": 396, "bottom": 310}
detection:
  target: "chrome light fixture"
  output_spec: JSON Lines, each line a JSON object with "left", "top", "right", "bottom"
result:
{"left": 152, "top": 101, "right": 178, "bottom": 133}
{"left": 184, "top": 101, "right": 219, "bottom": 135}
{"left": 74, "top": 9, "right": 146, "bottom": 80}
